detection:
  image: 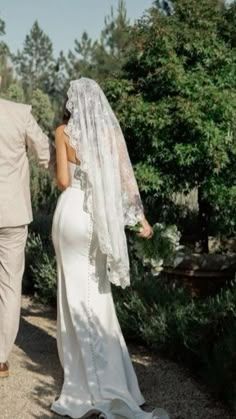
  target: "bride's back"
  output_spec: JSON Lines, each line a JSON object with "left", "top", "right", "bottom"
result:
{"left": 57, "top": 123, "right": 81, "bottom": 165}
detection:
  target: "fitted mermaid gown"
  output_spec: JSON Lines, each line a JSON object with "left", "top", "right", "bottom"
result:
{"left": 51, "top": 162, "right": 169, "bottom": 419}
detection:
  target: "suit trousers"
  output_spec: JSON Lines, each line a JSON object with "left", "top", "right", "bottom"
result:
{"left": 0, "top": 225, "right": 28, "bottom": 362}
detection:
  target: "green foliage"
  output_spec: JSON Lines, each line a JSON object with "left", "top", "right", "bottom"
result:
{"left": 218, "top": 1, "right": 236, "bottom": 47}
{"left": 0, "top": 16, "right": 5, "bottom": 36}
{"left": 65, "top": 0, "right": 131, "bottom": 81}
{"left": 113, "top": 273, "right": 236, "bottom": 411}
{"left": 30, "top": 88, "right": 55, "bottom": 135}
{"left": 96, "top": 0, "right": 131, "bottom": 76}
{"left": 106, "top": 0, "right": 236, "bottom": 245}
{"left": 25, "top": 232, "right": 56, "bottom": 304}
{"left": 30, "top": 160, "right": 58, "bottom": 214}
{"left": 124, "top": 0, "right": 236, "bottom": 187}
{"left": 13, "top": 21, "right": 55, "bottom": 97}
{"left": 28, "top": 90, "right": 56, "bottom": 209}
{"left": 154, "top": 0, "right": 172, "bottom": 14}
{"left": 0, "top": 15, "right": 7, "bottom": 56}
{"left": 0, "top": 16, "right": 13, "bottom": 92}
{"left": 134, "top": 162, "right": 163, "bottom": 193}
{"left": 66, "top": 32, "right": 97, "bottom": 80}
{"left": 65, "top": 32, "right": 95, "bottom": 81}
{"left": 6, "top": 83, "right": 25, "bottom": 102}
{"left": 104, "top": 78, "right": 163, "bottom": 197}
{"left": 205, "top": 181, "right": 236, "bottom": 236}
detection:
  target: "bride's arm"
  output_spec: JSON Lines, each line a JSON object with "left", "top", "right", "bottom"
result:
{"left": 55, "top": 125, "right": 70, "bottom": 190}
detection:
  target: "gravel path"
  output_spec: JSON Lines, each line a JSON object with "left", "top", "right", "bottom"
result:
{"left": 0, "top": 296, "right": 234, "bottom": 419}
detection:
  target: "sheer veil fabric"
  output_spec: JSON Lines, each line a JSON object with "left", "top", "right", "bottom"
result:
{"left": 64, "top": 77, "right": 145, "bottom": 289}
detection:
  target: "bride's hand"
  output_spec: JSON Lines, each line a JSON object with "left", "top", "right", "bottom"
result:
{"left": 136, "top": 216, "right": 153, "bottom": 239}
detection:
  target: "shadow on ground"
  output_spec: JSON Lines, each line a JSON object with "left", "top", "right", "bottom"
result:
{"left": 11, "top": 297, "right": 233, "bottom": 419}
{"left": 15, "top": 302, "right": 156, "bottom": 418}
{"left": 16, "top": 313, "right": 62, "bottom": 418}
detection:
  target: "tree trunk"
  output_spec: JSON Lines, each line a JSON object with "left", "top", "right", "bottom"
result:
{"left": 198, "top": 187, "right": 211, "bottom": 253}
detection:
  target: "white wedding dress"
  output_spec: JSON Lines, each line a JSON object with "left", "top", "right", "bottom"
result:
{"left": 51, "top": 162, "right": 169, "bottom": 419}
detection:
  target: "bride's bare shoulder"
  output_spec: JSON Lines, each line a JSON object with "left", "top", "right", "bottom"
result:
{"left": 55, "top": 124, "right": 69, "bottom": 142}
{"left": 55, "top": 124, "right": 66, "bottom": 136}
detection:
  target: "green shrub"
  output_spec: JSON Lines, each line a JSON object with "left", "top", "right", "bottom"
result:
{"left": 25, "top": 232, "right": 57, "bottom": 304}
{"left": 30, "top": 159, "right": 58, "bottom": 214}
{"left": 32, "top": 250, "right": 57, "bottom": 305}
{"left": 112, "top": 267, "right": 236, "bottom": 411}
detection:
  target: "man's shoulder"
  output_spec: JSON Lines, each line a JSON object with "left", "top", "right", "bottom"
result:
{"left": 0, "top": 97, "right": 32, "bottom": 114}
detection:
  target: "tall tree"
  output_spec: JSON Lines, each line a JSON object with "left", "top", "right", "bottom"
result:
{"left": 5, "top": 83, "right": 25, "bottom": 102}
{"left": 0, "top": 16, "right": 12, "bottom": 91}
{"left": 218, "top": 1, "right": 236, "bottom": 47}
{"left": 107, "top": 0, "right": 236, "bottom": 251}
{"left": 66, "top": 0, "right": 131, "bottom": 81}
{"left": 66, "top": 31, "right": 96, "bottom": 80}
{"left": 94, "top": 0, "right": 131, "bottom": 77}
{"left": 0, "top": 15, "right": 6, "bottom": 53}
{"left": 154, "top": 0, "right": 173, "bottom": 14}
{"left": 50, "top": 51, "right": 70, "bottom": 120}
{"left": 0, "top": 16, "right": 5, "bottom": 43}
{"left": 13, "top": 21, "right": 55, "bottom": 97}
{"left": 101, "top": 0, "right": 130, "bottom": 59}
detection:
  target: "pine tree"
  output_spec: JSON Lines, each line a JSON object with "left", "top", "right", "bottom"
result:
{"left": 219, "top": 1, "right": 236, "bottom": 47}
{"left": 65, "top": 0, "right": 131, "bottom": 81}
{"left": 0, "top": 16, "right": 5, "bottom": 43}
{"left": 94, "top": 0, "right": 131, "bottom": 77}
{"left": 101, "top": 0, "right": 130, "bottom": 59}
{"left": 66, "top": 31, "right": 96, "bottom": 80}
{"left": 0, "top": 16, "right": 13, "bottom": 92}
{"left": 154, "top": 0, "right": 173, "bottom": 14}
{"left": 108, "top": 0, "right": 236, "bottom": 251}
{"left": 13, "top": 21, "right": 55, "bottom": 97}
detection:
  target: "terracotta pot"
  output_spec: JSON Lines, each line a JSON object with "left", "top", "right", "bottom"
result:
{"left": 163, "top": 253, "right": 236, "bottom": 297}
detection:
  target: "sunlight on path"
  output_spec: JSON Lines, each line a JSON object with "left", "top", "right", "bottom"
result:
{"left": 0, "top": 296, "right": 234, "bottom": 419}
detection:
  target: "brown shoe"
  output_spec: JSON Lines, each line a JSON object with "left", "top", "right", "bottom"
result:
{"left": 0, "top": 362, "right": 9, "bottom": 378}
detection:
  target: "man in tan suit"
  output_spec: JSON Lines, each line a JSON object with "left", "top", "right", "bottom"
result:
{"left": 0, "top": 97, "right": 51, "bottom": 377}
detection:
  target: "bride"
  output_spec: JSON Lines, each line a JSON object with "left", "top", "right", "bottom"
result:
{"left": 51, "top": 77, "right": 169, "bottom": 419}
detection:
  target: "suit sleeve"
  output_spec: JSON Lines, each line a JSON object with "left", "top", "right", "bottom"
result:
{"left": 25, "top": 110, "right": 51, "bottom": 168}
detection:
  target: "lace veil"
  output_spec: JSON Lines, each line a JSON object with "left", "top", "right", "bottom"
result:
{"left": 64, "top": 77, "right": 145, "bottom": 288}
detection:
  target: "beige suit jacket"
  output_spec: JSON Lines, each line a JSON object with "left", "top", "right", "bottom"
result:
{"left": 0, "top": 98, "right": 50, "bottom": 227}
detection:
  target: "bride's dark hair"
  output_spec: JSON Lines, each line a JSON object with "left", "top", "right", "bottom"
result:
{"left": 62, "top": 96, "right": 71, "bottom": 124}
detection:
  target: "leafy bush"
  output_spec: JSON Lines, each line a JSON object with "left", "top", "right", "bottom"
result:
{"left": 105, "top": 0, "right": 236, "bottom": 251}
{"left": 25, "top": 232, "right": 57, "bottom": 304}
{"left": 30, "top": 159, "right": 58, "bottom": 214}
{"left": 112, "top": 265, "right": 236, "bottom": 411}
{"left": 32, "top": 250, "right": 57, "bottom": 305}
{"left": 31, "top": 88, "right": 55, "bottom": 135}
{"left": 6, "top": 83, "right": 25, "bottom": 102}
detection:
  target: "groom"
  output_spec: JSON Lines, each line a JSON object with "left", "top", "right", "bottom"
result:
{"left": 0, "top": 97, "right": 51, "bottom": 377}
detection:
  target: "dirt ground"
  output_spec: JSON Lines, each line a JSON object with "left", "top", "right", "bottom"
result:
{"left": 0, "top": 296, "right": 235, "bottom": 419}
